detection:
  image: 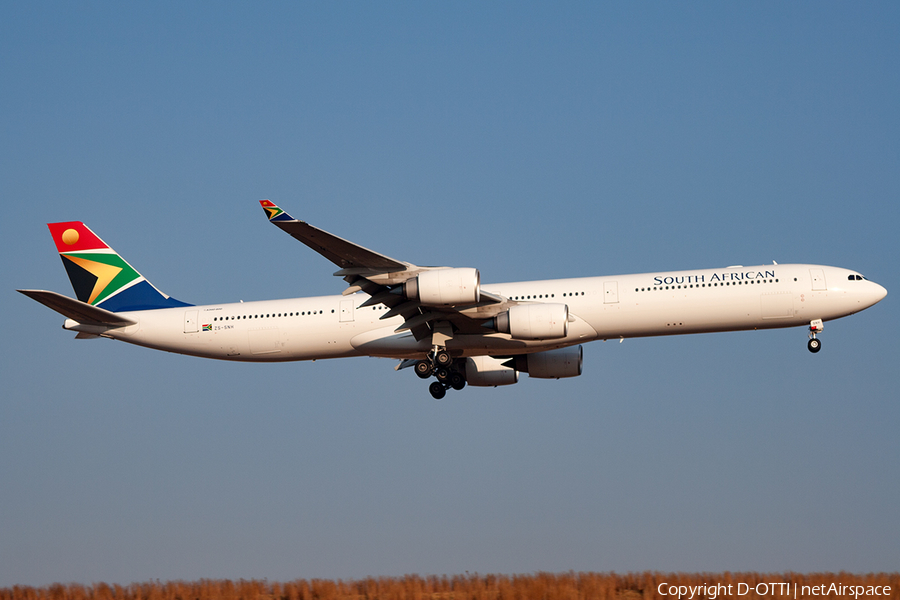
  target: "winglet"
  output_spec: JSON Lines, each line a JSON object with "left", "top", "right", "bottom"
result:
{"left": 259, "top": 200, "right": 296, "bottom": 222}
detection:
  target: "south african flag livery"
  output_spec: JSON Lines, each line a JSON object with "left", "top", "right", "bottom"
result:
{"left": 48, "top": 221, "right": 191, "bottom": 312}
{"left": 259, "top": 199, "right": 295, "bottom": 222}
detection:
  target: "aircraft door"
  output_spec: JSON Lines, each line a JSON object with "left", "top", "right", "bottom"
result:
{"left": 809, "top": 269, "right": 827, "bottom": 291}
{"left": 340, "top": 299, "right": 355, "bottom": 322}
{"left": 603, "top": 281, "right": 619, "bottom": 304}
{"left": 184, "top": 310, "right": 199, "bottom": 333}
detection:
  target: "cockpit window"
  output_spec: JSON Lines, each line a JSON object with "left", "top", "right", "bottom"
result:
{"left": 848, "top": 274, "right": 865, "bottom": 281}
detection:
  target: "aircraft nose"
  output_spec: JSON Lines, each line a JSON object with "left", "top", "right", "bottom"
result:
{"left": 873, "top": 282, "right": 888, "bottom": 303}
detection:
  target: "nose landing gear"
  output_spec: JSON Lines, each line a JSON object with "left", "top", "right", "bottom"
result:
{"left": 808, "top": 319, "right": 823, "bottom": 353}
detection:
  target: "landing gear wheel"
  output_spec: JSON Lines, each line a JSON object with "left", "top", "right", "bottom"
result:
{"left": 429, "top": 381, "right": 446, "bottom": 400}
{"left": 435, "top": 368, "right": 451, "bottom": 383}
{"left": 414, "top": 360, "right": 433, "bottom": 379}
{"left": 434, "top": 350, "right": 452, "bottom": 367}
{"left": 449, "top": 371, "right": 466, "bottom": 391}
{"left": 807, "top": 319, "right": 823, "bottom": 354}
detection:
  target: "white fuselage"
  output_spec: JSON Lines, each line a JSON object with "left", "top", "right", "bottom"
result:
{"left": 75, "top": 264, "right": 886, "bottom": 362}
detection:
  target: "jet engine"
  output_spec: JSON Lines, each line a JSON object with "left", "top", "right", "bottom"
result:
{"left": 495, "top": 303, "right": 568, "bottom": 340}
{"left": 404, "top": 268, "right": 480, "bottom": 306}
{"left": 464, "top": 356, "right": 518, "bottom": 387}
{"left": 510, "top": 346, "right": 583, "bottom": 379}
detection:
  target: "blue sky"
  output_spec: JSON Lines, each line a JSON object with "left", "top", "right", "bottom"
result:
{"left": 1, "top": 2, "right": 898, "bottom": 586}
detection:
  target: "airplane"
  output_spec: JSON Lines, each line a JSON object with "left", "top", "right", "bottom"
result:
{"left": 19, "top": 200, "right": 888, "bottom": 399}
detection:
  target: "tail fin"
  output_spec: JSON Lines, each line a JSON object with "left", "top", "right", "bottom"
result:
{"left": 47, "top": 221, "right": 191, "bottom": 312}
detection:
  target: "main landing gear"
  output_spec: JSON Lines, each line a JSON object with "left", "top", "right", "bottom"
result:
{"left": 416, "top": 347, "right": 466, "bottom": 399}
{"left": 808, "top": 319, "right": 823, "bottom": 353}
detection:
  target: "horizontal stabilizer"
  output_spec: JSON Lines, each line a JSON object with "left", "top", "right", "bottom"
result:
{"left": 18, "top": 289, "right": 136, "bottom": 326}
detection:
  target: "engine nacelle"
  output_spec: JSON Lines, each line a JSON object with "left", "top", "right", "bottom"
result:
{"left": 404, "top": 268, "right": 480, "bottom": 306}
{"left": 496, "top": 303, "right": 568, "bottom": 340}
{"left": 465, "top": 356, "right": 519, "bottom": 387}
{"left": 512, "top": 346, "right": 583, "bottom": 379}
{"left": 519, "top": 345, "right": 583, "bottom": 379}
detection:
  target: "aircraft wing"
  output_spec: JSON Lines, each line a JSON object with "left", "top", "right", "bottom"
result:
{"left": 259, "top": 200, "right": 510, "bottom": 341}
{"left": 260, "top": 200, "right": 408, "bottom": 273}
{"left": 18, "top": 289, "right": 136, "bottom": 326}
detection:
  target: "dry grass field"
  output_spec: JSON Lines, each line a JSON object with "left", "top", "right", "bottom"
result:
{"left": 2, "top": 573, "right": 898, "bottom": 600}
